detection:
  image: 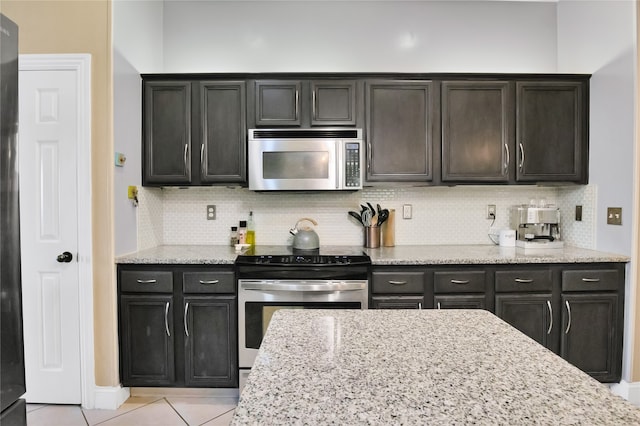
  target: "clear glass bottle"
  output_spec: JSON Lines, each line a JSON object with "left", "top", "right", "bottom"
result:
{"left": 237, "top": 221, "right": 247, "bottom": 244}
{"left": 229, "top": 226, "right": 238, "bottom": 246}
{"left": 246, "top": 211, "right": 255, "bottom": 246}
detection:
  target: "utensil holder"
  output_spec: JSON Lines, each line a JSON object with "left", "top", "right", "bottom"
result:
{"left": 382, "top": 209, "right": 395, "bottom": 247}
{"left": 364, "top": 226, "right": 381, "bottom": 248}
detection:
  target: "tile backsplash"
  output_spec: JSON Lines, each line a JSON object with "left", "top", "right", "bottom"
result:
{"left": 137, "top": 185, "right": 596, "bottom": 250}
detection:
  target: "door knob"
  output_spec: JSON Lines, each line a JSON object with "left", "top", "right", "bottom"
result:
{"left": 56, "top": 251, "right": 73, "bottom": 263}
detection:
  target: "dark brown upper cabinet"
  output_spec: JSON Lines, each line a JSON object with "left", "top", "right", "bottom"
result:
{"left": 254, "top": 79, "right": 357, "bottom": 127}
{"left": 310, "top": 80, "right": 357, "bottom": 126}
{"left": 254, "top": 80, "right": 302, "bottom": 126}
{"left": 441, "top": 81, "right": 513, "bottom": 183}
{"left": 142, "top": 79, "right": 247, "bottom": 186}
{"left": 143, "top": 81, "right": 192, "bottom": 185}
{"left": 365, "top": 80, "right": 435, "bottom": 183}
{"left": 516, "top": 81, "right": 587, "bottom": 183}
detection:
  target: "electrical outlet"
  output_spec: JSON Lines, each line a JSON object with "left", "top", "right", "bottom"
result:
{"left": 607, "top": 207, "right": 622, "bottom": 225}
{"left": 403, "top": 204, "right": 412, "bottom": 219}
{"left": 575, "top": 205, "right": 582, "bottom": 221}
{"left": 207, "top": 205, "right": 216, "bottom": 220}
{"left": 486, "top": 204, "right": 496, "bottom": 219}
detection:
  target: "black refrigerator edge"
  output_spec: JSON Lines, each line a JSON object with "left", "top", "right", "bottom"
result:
{"left": 0, "top": 12, "right": 27, "bottom": 426}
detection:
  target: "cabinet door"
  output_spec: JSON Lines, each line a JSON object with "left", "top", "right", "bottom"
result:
{"left": 516, "top": 81, "right": 586, "bottom": 183}
{"left": 435, "top": 295, "right": 486, "bottom": 310}
{"left": 311, "top": 80, "right": 356, "bottom": 126}
{"left": 365, "top": 80, "right": 434, "bottom": 182}
{"left": 183, "top": 296, "right": 238, "bottom": 387}
{"left": 561, "top": 293, "right": 619, "bottom": 382}
{"left": 371, "top": 296, "right": 424, "bottom": 309}
{"left": 143, "top": 81, "right": 192, "bottom": 185}
{"left": 441, "top": 81, "right": 512, "bottom": 182}
{"left": 199, "top": 81, "right": 247, "bottom": 184}
{"left": 255, "top": 80, "right": 301, "bottom": 126}
{"left": 495, "top": 294, "right": 556, "bottom": 351}
{"left": 119, "top": 295, "right": 175, "bottom": 386}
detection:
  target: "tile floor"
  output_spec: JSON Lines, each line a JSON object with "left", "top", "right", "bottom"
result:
{"left": 26, "top": 396, "right": 238, "bottom": 426}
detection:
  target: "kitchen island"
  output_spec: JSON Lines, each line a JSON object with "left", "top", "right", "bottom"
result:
{"left": 232, "top": 309, "right": 640, "bottom": 425}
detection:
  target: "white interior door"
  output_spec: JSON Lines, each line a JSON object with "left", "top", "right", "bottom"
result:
{"left": 19, "top": 67, "right": 82, "bottom": 404}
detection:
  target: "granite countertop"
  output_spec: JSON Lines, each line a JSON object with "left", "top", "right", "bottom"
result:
{"left": 116, "top": 244, "right": 629, "bottom": 265}
{"left": 232, "top": 309, "right": 640, "bottom": 425}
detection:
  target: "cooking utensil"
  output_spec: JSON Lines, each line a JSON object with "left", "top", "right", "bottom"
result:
{"left": 377, "top": 204, "right": 382, "bottom": 215}
{"left": 289, "top": 217, "right": 320, "bottom": 250}
{"left": 348, "top": 211, "right": 363, "bottom": 225}
{"left": 377, "top": 209, "right": 389, "bottom": 226}
{"left": 367, "top": 202, "right": 376, "bottom": 215}
{"left": 362, "top": 210, "right": 372, "bottom": 227}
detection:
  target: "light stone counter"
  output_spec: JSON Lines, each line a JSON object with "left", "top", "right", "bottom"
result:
{"left": 365, "top": 244, "right": 630, "bottom": 265}
{"left": 115, "top": 244, "right": 629, "bottom": 265}
{"left": 232, "top": 309, "right": 640, "bottom": 425}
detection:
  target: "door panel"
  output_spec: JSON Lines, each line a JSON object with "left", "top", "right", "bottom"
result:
{"left": 495, "top": 294, "right": 556, "bottom": 351}
{"left": 19, "top": 69, "right": 81, "bottom": 403}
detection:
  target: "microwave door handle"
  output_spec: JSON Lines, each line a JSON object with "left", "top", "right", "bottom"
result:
{"left": 335, "top": 140, "right": 342, "bottom": 189}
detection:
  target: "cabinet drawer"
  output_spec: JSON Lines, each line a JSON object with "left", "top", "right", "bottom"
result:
{"left": 562, "top": 270, "right": 619, "bottom": 292}
{"left": 495, "top": 269, "right": 553, "bottom": 292}
{"left": 121, "top": 270, "right": 173, "bottom": 293}
{"left": 183, "top": 271, "right": 235, "bottom": 294}
{"left": 371, "top": 271, "right": 426, "bottom": 294}
{"left": 434, "top": 271, "right": 485, "bottom": 293}
{"left": 371, "top": 296, "right": 424, "bottom": 309}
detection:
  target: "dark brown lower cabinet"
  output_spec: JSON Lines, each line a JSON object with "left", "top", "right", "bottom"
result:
{"left": 118, "top": 265, "right": 238, "bottom": 388}
{"left": 495, "top": 294, "right": 556, "bottom": 352}
{"left": 120, "top": 295, "right": 175, "bottom": 386}
{"left": 371, "top": 295, "right": 424, "bottom": 309}
{"left": 435, "top": 295, "right": 486, "bottom": 310}
{"left": 561, "top": 293, "right": 619, "bottom": 382}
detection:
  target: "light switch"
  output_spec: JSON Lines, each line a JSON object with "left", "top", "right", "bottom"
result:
{"left": 607, "top": 207, "right": 622, "bottom": 225}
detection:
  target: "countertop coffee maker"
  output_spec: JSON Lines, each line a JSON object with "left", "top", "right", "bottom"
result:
{"left": 509, "top": 204, "right": 563, "bottom": 249}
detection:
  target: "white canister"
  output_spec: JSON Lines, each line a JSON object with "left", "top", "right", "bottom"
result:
{"left": 499, "top": 229, "right": 516, "bottom": 247}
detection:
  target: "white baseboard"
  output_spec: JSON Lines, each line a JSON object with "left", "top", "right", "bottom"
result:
{"left": 93, "top": 386, "right": 130, "bottom": 410}
{"left": 610, "top": 380, "right": 640, "bottom": 406}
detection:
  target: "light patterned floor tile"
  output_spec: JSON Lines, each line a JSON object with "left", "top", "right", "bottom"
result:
{"left": 27, "top": 405, "right": 87, "bottom": 426}
{"left": 202, "top": 409, "right": 235, "bottom": 426}
{"left": 26, "top": 404, "right": 48, "bottom": 413}
{"left": 97, "top": 399, "right": 186, "bottom": 426}
{"left": 82, "top": 396, "right": 163, "bottom": 425}
{"left": 166, "top": 397, "right": 238, "bottom": 426}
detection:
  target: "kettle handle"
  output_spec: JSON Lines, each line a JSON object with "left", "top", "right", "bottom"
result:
{"left": 296, "top": 217, "right": 318, "bottom": 229}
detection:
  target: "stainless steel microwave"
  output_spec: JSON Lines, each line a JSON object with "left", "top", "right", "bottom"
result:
{"left": 248, "top": 128, "right": 363, "bottom": 191}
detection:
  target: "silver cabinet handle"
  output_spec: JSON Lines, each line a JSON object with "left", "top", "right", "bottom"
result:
{"left": 367, "top": 141, "right": 372, "bottom": 174}
{"left": 294, "top": 90, "right": 299, "bottom": 120}
{"left": 546, "top": 300, "right": 553, "bottom": 335}
{"left": 514, "top": 278, "right": 533, "bottom": 284}
{"left": 450, "top": 279, "right": 470, "bottom": 285}
{"left": 418, "top": 302, "right": 423, "bottom": 310}
{"left": 518, "top": 142, "right": 525, "bottom": 171}
{"left": 184, "top": 302, "right": 190, "bottom": 337}
{"left": 582, "top": 278, "right": 601, "bottom": 283}
{"left": 388, "top": 280, "right": 408, "bottom": 285}
{"left": 183, "top": 143, "right": 189, "bottom": 173}
{"left": 436, "top": 302, "right": 441, "bottom": 309}
{"left": 565, "top": 300, "right": 572, "bottom": 334}
{"left": 200, "top": 144, "right": 205, "bottom": 178}
{"left": 164, "top": 302, "right": 171, "bottom": 337}
{"left": 312, "top": 90, "right": 316, "bottom": 119}
{"left": 504, "top": 143, "right": 510, "bottom": 175}
{"left": 136, "top": 279, "right": 157, "bottom": 284}
{"left": 199, "top": 280, "right": 219, "bottom": 285}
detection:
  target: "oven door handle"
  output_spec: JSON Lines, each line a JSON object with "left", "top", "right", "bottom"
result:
{"left": 239, "top": 280, "right": 367, "bottom": 292}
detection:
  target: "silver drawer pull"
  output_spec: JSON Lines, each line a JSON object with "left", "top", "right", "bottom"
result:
{"left": 436, "top": 302, "right": 441, "bottom": 310}
{"left": 581, "top": 278, "right": 601, "bottom": 283}
{"left": 199, "top": 280, "right": 220, "bottom": 285}
{"left": 514, "top": 278, "right": 533, "bottom": 283}
{"left": 164, "top": 302, "right": 171, "bottom": 337}
{"left": 184, "top": 302, "right": 190, "bottom": 337}
{"left": 546, "top": 300, "right": 553, "bottom": 335}
{"left": 388, "top": 280, "right": 408, "bottom": 285}
{"left": 450, "top": 279, "right": 470, "bottom": 285}
{"left": 565, "top": 300, "right": 572, "bottom": 334}
{"left": 137, "top": 279, "right": 157, "bottom": 284}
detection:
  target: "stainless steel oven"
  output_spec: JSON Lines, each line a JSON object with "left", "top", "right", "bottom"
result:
{"left": 236, "top": 247, "right": 370, "bottom": 384}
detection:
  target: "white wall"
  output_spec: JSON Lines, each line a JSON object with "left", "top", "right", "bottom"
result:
{"left": 113, "top": 0, "right": 164, "bottom": 255}
{"left": 557, "top": 0, "right": 637, "bottom": 384}
{"left": 162, "top": 0, "right": 557, "bottom": 73}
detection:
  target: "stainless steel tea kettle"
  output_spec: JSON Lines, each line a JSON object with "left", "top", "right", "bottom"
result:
{"left": 289, "top": 218, "right": 320, "bottom": 250}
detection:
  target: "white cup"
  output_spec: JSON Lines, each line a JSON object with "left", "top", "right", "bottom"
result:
{"left": 499, "top": 229, "right": 516, "bottom": 247}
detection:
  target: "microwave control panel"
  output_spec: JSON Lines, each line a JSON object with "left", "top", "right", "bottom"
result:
{"left": 344, "top": 143, "right": 361, "bottom": 188}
